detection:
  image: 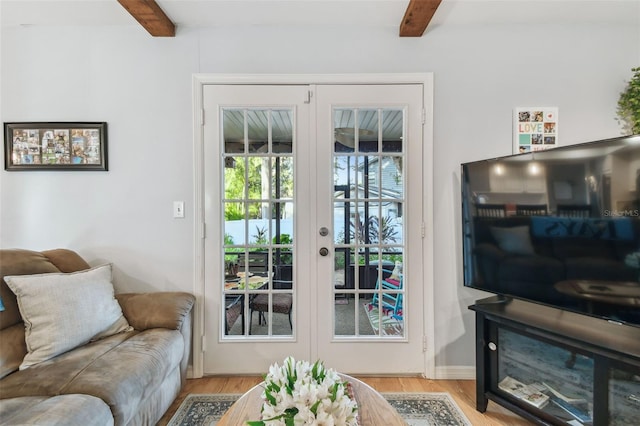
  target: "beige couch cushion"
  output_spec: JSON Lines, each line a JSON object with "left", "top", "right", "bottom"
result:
{"left": 0, "top": 395, "right": 114, "bottom": 426}
{"left": 4, "top": 264, "right": 132, "bottom": 369}
{"left": 0, "top": 328, "right": 184, "bottom": 426}
{"left": 0, "top": 331, "right": 136, "bottom": 400}
{"left": 116, "top": 292, "right": 195, "bottom": 331}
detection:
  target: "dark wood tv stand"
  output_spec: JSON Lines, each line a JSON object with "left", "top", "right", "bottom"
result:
{"left": 470, "top": 297, "right": 640, "bottom": 425}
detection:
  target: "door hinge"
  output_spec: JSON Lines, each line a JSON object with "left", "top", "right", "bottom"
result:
{"left": 423, "top": 335, "right": 427, "bottom": 353}
{"left": 421, "top": 222, "right": 426, "bottom": 238}
{"left": 304, "top": 90, "right": 313, "bottom": 104}
{"left": 202, "top": 223, "right": 206, "bottom": 239}
{"left": 421, "top": 108, "right": 426, "bottom": 125}
{"left": 201, "top": 109, "right": 205, "bottom": 126}
{"left": 201, "top": 335, "right": 206, "bottom": 350}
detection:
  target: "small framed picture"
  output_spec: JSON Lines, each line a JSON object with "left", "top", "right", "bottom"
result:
{"left": 513, "top": 107, "right": 558, "bottom": 154}
{"left": 4, "top": 122, "right": 108, "bottom": 171}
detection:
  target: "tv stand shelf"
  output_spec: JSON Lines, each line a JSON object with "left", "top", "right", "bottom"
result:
{"left": 470, "top": 297, "right": 640, "bottom": 425}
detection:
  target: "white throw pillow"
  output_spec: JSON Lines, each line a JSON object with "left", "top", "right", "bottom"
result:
{"left": 4, "top": 264, "right": 132, "bottom": 369}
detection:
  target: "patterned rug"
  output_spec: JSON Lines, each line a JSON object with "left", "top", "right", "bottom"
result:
{"left": 168, "top": 392, "right": 471, "bottom": 426}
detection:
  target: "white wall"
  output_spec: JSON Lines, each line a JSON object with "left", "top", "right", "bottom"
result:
{"left": 2, "top": 4, "right": 639, "bottom": 372}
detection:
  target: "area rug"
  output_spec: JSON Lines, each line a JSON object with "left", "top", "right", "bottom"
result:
{"left": 363, "top": 302, "right": 404, "bottom": 336}
{"left": 168, "top": 392, "right": 471, "bottom": 426}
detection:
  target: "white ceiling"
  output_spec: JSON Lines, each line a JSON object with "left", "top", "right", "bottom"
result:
{"left": 1, "top": 0, "right": 638, "bottom": 30}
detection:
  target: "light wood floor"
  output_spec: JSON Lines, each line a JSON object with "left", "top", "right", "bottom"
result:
{"left": 157, "top": 376, "right": 534, "bottom": 425}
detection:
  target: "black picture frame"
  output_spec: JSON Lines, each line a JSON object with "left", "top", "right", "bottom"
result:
{"left": 4, "top": 122, "right": 108, "bottom": 171}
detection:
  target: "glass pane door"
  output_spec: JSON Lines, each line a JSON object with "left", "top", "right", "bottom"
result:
{"left": 221, "top": 108, "right": 295, "bottom": 337}
{"left": 315, "top": 84, "right": 426, "bottom": 374}
{"left": 333, "top": 108, "right": 405, "bottom": 337}
{"left": 202, "top": 84, "right": 312, "bottom": 375}
{"left": 201, "top": 81, "right": 429, "bottom": 375}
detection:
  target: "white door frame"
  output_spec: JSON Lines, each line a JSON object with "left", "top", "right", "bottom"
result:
{"left": 191, "top": 73, "right": 435, "bottom": 379}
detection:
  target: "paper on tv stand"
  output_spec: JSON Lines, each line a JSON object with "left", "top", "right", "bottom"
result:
{"left": 498, "top": 376, "right": 549, "bottom": 408}
{"left": 542, "top": 382, "right": 587, "bottom": 404}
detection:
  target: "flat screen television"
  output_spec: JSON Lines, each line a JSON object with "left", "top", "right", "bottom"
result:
{"left": 461, "top": 135, "right": 640, "bottom": 327}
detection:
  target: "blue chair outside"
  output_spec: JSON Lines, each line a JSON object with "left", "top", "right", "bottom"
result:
{"left": 371, "top": 268, "right": 403, "bottom": 320}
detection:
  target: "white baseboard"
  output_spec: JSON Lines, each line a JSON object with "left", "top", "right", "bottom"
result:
{"left": 433, "top": 365, "right": 476, "bottom": 380}
{"left": 187, "top": 363, "right": 475, "bottom": 380}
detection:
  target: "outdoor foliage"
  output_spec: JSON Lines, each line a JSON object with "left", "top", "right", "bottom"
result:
{"left": 252, "top": 225, "right": 268, "bottom": 245}
{"left": 223, "top": 234, "right": 243, "bottom": 263}
{"left": 224, "top": 156, "right": 294, "bottom": 221}
{"left": 224, "top": 158, "right": 261, "bottom": 219}
{"left": 349, "top": 214, "right": 399, "bottom": 245}
{"left": 273, "top": 233, "right": 292, "bottom": 244}
{"left": 271, "top": 233, "right": 292, "bottom": 264}
{"left": 333, "top": 214, "right": 402, "bottom": 269}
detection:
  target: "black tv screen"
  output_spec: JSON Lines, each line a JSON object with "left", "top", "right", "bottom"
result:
{"left": 462, "top": 135, "right": 640, "bottom": 327}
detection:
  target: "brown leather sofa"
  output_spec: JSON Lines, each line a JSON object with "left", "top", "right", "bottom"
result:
{"left": 0, "top": 249, "right": 195, "bottom": 425}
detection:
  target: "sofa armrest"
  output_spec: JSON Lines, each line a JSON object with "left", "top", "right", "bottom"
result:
{"left": 116, "top": 292, "right": 195, "bottom": 331}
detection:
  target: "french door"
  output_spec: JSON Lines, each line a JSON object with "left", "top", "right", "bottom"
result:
{"left": 198, "top": 77, "right": 431, "bottom": 376}
{"left": 314, "top": 84, "right": 426, "bottom": 373}
{"left": 202, "top": 85, "right": 313, "bottom": 375}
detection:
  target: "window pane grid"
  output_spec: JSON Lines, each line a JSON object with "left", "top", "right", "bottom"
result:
{"left": 221, "top": 107, "right": 295, "bottom": 338}
{"left": 332, "top": 106, "right": 405, "bottom": 339}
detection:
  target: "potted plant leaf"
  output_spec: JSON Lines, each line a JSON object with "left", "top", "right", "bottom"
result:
{"left": 618, "top": 67, "right": 640, "bottom": 135}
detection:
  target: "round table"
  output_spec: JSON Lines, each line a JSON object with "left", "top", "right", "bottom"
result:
{"left": 216, "top": 374, "right": 406, "bottom": 425}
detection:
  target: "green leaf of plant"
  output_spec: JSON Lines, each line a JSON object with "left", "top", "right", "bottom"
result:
{"left": 285, "top": 407, "right": 299, "bottom": 416}
{"left": 618, "top": 66, "right": 640, "bottom": 134}
{"left": 265, "top": 391, "right": 276, "bottom": 406}
{"left": 310, "top": 400, "right": 321, "bottom": 415}
{"left": 331, "top": 383, "right": 339, "bottom": 401}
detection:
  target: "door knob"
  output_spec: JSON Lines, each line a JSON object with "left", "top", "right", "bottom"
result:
{"left": 319, "top": 247, "right": 329, "bottom": 256}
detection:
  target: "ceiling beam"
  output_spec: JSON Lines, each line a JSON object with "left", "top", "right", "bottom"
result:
{"left": 117, "top": 0, "right": 175, "bottom": 37}
{"left": 399, "top": 0, "right": 442, "bottom": 37}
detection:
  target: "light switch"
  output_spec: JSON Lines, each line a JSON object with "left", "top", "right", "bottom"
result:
{"left": 173, "top": 201, "right": 185, "bottom": 218}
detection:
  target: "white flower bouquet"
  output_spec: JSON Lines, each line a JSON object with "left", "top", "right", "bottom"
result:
{"left": 247, "top": 356, "right": 359, "bottom": 426}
